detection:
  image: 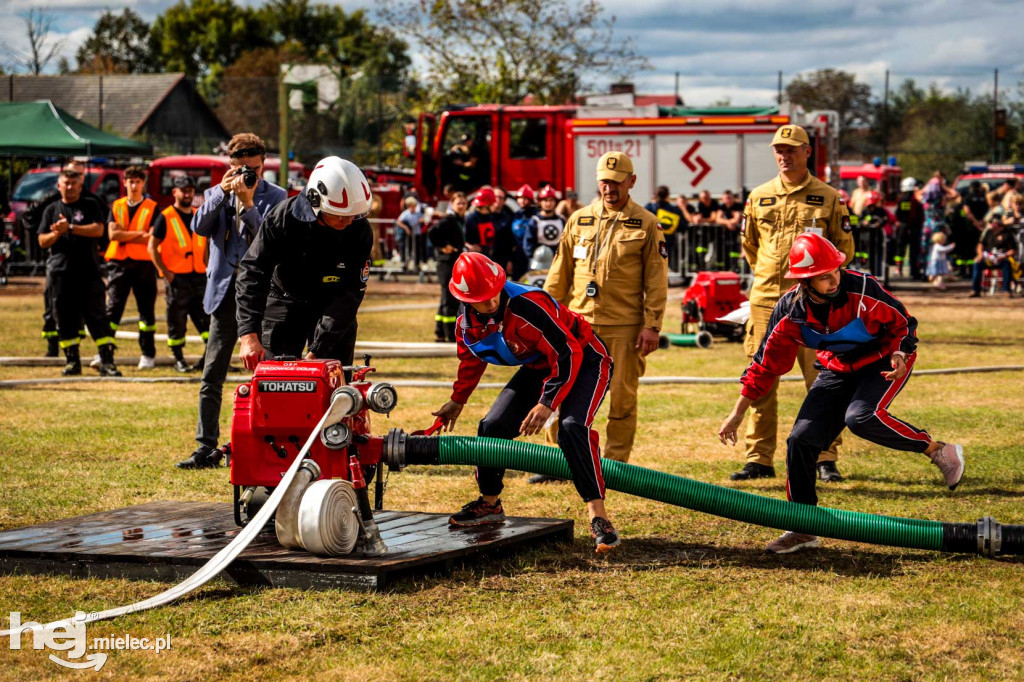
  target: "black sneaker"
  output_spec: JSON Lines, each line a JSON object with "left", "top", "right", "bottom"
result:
{"left": 62, "top": 361, "right": 82, "bottom": 376}
{"left": 173, "top": 359, "right": 191, "bottom": 373}
{"left": 528, "top": 474, "right": 566, "bottom": 484}
{"left": 448, "top": 497, "right": 505, "bottom": 526}
{"left": 175, "top": 445, "right": 223, "bottom": 470}
{"left": 590, "top": 517, "right": 620, "bottom": 554}
{"left": 730, "top": 462, "right": 776, "bottom": 481}
{"left": 98, "top": 363, "right": 122, "bottom": 377}
{"left": 817, "top": 461, "right": 844, "bottom": 482}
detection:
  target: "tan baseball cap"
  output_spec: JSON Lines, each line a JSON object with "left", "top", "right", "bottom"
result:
{"left": 771, "top": 124, "right": 810, "bottom": 147}
{"left": 596, "top": 151, "right": 634, "bottom": 182}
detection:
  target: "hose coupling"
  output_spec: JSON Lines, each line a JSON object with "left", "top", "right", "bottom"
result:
{"left": 384, "top": 427, "right": 408, "bottom": 471}
{"left": 977, "top": 516, "right": 1002, "bottom": 557}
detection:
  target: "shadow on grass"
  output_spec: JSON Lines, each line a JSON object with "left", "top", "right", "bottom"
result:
{"left": 381, "top": 532, "right": 1024, "bottom": 595}
{"left": 838, "top": 485, "right": 1024, "bottom": 501}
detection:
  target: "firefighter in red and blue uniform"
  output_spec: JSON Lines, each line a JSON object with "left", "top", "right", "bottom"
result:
{"left": 431, "top": 251, "right": 620, "bottom": 553}
{"left": 719, "top": 233, "right": 966, "bottom": 554}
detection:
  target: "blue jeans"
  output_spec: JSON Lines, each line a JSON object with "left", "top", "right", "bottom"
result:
{"left": 972, "top": 260, "right": 1012, "bottom": 293}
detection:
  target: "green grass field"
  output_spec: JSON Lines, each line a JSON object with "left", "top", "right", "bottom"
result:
{"left": 1, "top": 280, "right": 1023, "bottom": 680}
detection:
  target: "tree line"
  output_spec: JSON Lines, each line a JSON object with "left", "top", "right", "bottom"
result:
{"left": 784, "top": 69, "right": 1024, "bottom": 180}
{"left": 9, "top": 0, "right": 1023, "bottom": 176}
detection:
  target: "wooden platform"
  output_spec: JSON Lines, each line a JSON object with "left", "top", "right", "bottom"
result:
{"left": 0, "top": 501, "right": 573, "bottom": 591}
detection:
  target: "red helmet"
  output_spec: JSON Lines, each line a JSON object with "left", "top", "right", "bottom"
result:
{"left": 784, "top": 233, "right": 846, "bottom": 279}
{"left": 537, "top": 186, "right": 558, "bottom": 200}
{"left": 449, "top": 252, "right": 507, "bottom": 303}
{"left": 472, "top": 187, "right": 496, "bottom": 207}
{"left": 516, "top": 184, "right": 535, "bottom": 201}
{"left": 864, "top": 190, "right": 882, "bottom": 206}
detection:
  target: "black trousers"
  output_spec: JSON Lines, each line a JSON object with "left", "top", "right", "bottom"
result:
{"left": 435, "top": 255, "right": 459, "bottom": 341}
{"left": 166, "top": 273, "right": 210, "bottom": 348}
{"left": 475, "top": 344, "right": 613, "bottom": 502}
{"left": 786, "top": 356, "right": 931, "bottom": 506}
{"left": 106, "top": 259, "right": 157, "bottom": 357}
{"left": 48, "top": 269, "right": 113, "bottom": 348}
{"left": 196, "top": 283, "right": 237, "bottom": 449}
{"left": 260, "top": 296, "right": 357, "bottom": 364}
{"left": 898, "top": 222, "right": 924, "bottom": 279}
{"left": 42, "top": 285, "right": 57, "bottom": 341}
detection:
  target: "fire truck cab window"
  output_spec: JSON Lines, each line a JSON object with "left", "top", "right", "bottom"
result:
{"left": 442, "top": 116, "right": 491, "bottom": 191}
{"left": 509, "top": 117, "right": 547, "bottom": 160}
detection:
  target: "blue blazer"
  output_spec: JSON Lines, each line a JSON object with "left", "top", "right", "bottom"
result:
{"left": 191, "top": 179, "right": 287, "bottom": 314}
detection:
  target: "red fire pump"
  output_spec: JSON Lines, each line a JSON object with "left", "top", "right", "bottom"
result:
{"left": 230, "top": 356, "right": 398, "bottom": 530}
{"left": 680, "top": 272, "right": 748, "bottom": 342}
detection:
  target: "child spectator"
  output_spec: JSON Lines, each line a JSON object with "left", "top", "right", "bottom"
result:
{"left": 394, "top": 196, "right": 424, "bottom": 262}
{"left": 926, "top": 231, "right": 956, "bottom": 290}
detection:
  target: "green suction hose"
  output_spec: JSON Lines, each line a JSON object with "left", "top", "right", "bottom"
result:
{"left": 391, "top": 432, "right": 1021, "bottom": 556}
{"left": 658, "top": 332, "right": 713, "bottom": 349}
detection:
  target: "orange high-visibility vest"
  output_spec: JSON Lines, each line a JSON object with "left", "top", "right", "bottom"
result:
{"left": 157, "top": 206, "right": 206, "bottom": 274}
{"left": 105, "top": 197, "right": 157, "bottom": 262}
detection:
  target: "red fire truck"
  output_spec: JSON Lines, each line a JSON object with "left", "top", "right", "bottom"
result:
{"left": 147, "top": 155, "right": 309, "bottom": 210}
{"left": 838, "top": 160, "right": 903, "bottom": 209}
{"left": 386, "top": 104, "right": 839, "bottom": 206}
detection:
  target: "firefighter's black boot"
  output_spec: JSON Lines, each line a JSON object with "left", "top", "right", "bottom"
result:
{"left": 97, "top": 343, "right": 122, "bottom": 377}
{"left": 46, "top": 337, "right": 59, "bottom": 358}
{"left": 443, "top": 321, "right": 456, "bottom": 343}
{"left": 62, "top": 345, "right": 81, "bottom": 376}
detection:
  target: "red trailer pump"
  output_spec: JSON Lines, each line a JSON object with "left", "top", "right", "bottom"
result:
{"left": 680, "top": 272, "right": 747, "bottom": 342}
{"left": 230, "top": 357, "right": 396, "bottom": 527}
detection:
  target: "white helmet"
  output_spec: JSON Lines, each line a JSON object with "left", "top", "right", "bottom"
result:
{"left": 529, "top": 245, "right": 554, "bottom": 272}
{"left": 306, "top": 156, "right": 372, "bottom": 217}
{"left": 901, "top": 177, "right": 918, "bottom": 193}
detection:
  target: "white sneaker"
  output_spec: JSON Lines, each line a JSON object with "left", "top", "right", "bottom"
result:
{"left": 766, "top": 531, "right": 821, "bottom": 554}
{"left": 137, "top": 355, "right": 156, "bottom": 370}
{"left": 89, "top": 354, "right": 102, "bottom": 369}
{"left": 929, "top": 443, "right": 965, "bottom": 490}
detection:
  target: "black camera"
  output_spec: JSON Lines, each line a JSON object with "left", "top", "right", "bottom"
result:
{"left": 239, "top": 165, "right": 258, "bottom": 188}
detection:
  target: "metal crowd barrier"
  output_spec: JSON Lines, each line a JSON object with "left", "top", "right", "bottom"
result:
{"left": 5, "top": 220, "right": 892, "bottom": 285}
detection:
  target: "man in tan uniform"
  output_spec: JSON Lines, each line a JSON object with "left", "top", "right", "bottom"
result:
{"left": 542, "top": 151, "right": 668, "bottom": 472}
{"left": 734, "top": 124, "right": 855, "bottom": 482}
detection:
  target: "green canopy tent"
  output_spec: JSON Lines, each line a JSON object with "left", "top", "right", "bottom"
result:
{"left": 0, "top": 100, "right": 152, "bottom": 156}
{"left": 0, "top": 101, "right": 152, "bottom": 266}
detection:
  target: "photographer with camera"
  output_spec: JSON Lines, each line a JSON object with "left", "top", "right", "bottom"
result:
{"left": 176, "top": 133, "right": 287, "bottom": 470}
{"left": 235, "top": 156, "right": 373, "bottom": 371}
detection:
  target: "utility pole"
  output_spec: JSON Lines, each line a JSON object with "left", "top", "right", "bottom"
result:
{"left": 777, "top": 71, "right": 783, "bottom": 106}
{"left": 279, "top": 66, "right": 289, "bottom": 165}
{"left": 992, "top": 68, "right": 999, "bottom": 163}
{"left": 674, "top": 71, "right": 680, "bottom": 105}
{"left": 377, "top": 69, "right": 383, "bottom": 168}
{"left": 882, "top": 69, "right": 889, "bottom": 162}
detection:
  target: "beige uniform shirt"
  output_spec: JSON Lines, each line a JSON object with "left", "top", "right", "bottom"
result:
{"left": 742, "top": 174, "right": 855, "bottom": 307}
{"left": 545, "top": 197, "right": 668, "bottom": 329}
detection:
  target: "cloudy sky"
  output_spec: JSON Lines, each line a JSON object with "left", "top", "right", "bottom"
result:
{"left": 2, "top": 0, "right": 1022, "bottom": 106}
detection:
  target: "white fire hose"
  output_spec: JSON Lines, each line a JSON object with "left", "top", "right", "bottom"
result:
{"left": 0, "top": 390, "right": 355, "bottom": 638}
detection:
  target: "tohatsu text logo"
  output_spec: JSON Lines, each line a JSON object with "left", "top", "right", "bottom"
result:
{"left": 258, "top": 380, "right": 317, "bottom": 393}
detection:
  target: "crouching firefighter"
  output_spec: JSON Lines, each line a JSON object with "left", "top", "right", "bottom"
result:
{"left": 718, "top": 233, "right": 966, "bottom": 555}
{"left": 236, "top": 156, "right": 373, "bottom": 370}
{"left": 431, "top": 252, "right": 620, "bottom": 553}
